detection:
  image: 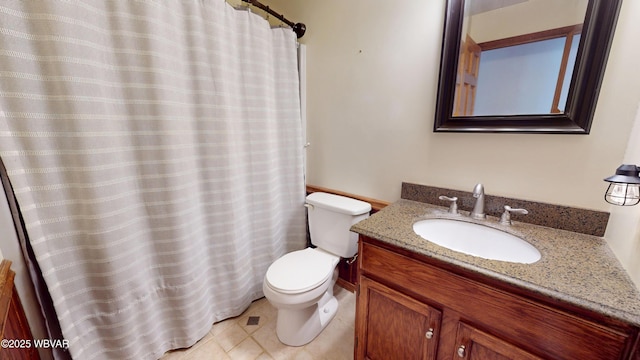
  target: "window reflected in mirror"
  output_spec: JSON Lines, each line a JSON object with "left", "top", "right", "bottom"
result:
{"left": 453, "top": 0, "right": 588, "bottom": 117}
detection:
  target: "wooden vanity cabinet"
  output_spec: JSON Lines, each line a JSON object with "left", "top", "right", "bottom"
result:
{"left": 357, "top": 277, "right": 441, "bottom": 359}
{"left": 0, "top": 260, "right": 40, "bottom": 360}
{"left": 355, "top": 236, "right": 640, "bottom": 360}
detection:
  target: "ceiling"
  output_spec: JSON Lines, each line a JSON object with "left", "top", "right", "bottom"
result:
{"left": 469, "top": 0, "right": 529, "bottom": 15}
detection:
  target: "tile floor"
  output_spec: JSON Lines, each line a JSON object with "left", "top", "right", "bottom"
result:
{"left": 160, "top": 285, "right": 356, "bottom": 360}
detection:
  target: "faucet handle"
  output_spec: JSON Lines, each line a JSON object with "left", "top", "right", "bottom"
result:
{"left": 500, "top": 205, "right": 529, "bottom": 225}
{"left": 438, "top": 195, "right": 459, "bottom": 215}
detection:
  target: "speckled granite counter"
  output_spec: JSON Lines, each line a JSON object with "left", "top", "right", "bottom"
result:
{"left": 351, "top": 199, "right": 640, "bottom": 326}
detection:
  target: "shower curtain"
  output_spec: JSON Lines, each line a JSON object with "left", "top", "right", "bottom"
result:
{"left": 0, "top": 1, "right": 306, "bottom": 359}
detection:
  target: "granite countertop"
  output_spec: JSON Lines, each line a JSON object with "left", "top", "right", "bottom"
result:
{"left": 351, "top": 199, "right": 640, "bottom": 326}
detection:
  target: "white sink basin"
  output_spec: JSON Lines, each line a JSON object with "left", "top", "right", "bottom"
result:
{"left": 413, "top": 218, "right": 541, "bottom": 264}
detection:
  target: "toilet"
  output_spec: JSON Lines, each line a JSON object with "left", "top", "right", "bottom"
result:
{"left": 263, "top": 192, "right": 371, "bottom": 346}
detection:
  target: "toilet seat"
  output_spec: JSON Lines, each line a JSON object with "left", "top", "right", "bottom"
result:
{"left": 265, "top": 248, "right": 339, "bottom": 294}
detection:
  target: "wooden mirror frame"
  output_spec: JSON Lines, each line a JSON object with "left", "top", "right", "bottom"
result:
{"left": 434, "top": 0, "right": 622, "bottom": 134}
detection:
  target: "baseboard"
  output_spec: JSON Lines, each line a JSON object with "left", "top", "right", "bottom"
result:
{"left": 336, "top": 278, "right": 356, "bottom": 293}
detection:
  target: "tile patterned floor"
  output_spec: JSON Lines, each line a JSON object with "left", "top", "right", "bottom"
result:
{"left": 160, "top": 285, "right": 355, "bottom": 360}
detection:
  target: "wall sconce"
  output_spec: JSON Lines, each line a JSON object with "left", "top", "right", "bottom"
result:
{"left": 604, "top": 164, "right": 640, "bottom": 206}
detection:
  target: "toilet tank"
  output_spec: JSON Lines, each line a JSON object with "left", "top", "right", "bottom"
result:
{"left": 306, "top": 192, "right": 371, "bottom": 258}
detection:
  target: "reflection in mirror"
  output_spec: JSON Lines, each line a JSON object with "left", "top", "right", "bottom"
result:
{"left": 454, "top": 0, "right": 588, "bottom": 117}
{"left": 434, "top": 0, "right": 623, "bottom": 133}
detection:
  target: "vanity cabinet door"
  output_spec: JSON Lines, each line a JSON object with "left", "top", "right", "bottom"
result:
{"left": 356, "top": 276, "right": 441, "bottom": 360}
{"left": 451, "top": 322, "right": 543, "bottom": 360}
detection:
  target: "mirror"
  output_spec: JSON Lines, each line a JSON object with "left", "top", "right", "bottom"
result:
{"left": 434, "top": 0, "right": 622, "bottom": 133}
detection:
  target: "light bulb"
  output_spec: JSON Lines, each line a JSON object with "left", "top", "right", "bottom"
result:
{"left": 606, "top": 183, "right": 640, "bottom": 206}
{"left": 628, "top": 185, "right": 640, "bottom": 201}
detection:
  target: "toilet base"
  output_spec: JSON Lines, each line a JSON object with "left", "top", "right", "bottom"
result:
{"left": 275, "top": 290, "right": 339, "bottom": 346}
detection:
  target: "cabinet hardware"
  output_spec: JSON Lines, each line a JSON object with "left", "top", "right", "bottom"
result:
{"left": 457, "top": 345, "right": 466, "bottom": 358}
{"left": 425, "top": 328, "right": 434, "bottom": 339}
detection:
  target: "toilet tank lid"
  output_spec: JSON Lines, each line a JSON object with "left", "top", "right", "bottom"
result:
{"left": 306, "top": 192, "right": 371, "bottom": 215}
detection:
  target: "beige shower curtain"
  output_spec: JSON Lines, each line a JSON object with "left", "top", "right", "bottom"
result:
{"left": 0, "top": 1, "right": 306, "bottom": 359}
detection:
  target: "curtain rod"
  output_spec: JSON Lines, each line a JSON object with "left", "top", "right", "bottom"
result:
{"left": 240, "top": 0, "right": 306, "bottom": 38}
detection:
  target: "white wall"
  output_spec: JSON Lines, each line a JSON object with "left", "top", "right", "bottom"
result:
{"left": 605, "top": 106, "right": 640, "bottom": 284}
{"left": 265, "top": 0, "right": 640, "bottom": 283}
{"left": 0, "top": 195, "right": 8, "bottom": 261}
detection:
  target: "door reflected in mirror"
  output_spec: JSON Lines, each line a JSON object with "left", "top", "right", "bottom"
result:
{"left": 453, "top": 0, "right": 588, "bottom": 117}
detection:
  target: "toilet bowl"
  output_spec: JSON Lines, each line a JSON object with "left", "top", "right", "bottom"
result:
{"left": 263, "top": 192, "right": 371, "bottom": 346}
{"left": 263, "top": 248, "right": 340, "bottom": 346}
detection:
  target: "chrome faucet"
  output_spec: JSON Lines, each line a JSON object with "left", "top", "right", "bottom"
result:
{"left": 500, "top": 205, "right": 529, "bottom": 225}
{"left": 438, "top": 195, "right": 459, "bottom": 215}
{"left": 470, "top": 183, "right": 486, "bottom": 219}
